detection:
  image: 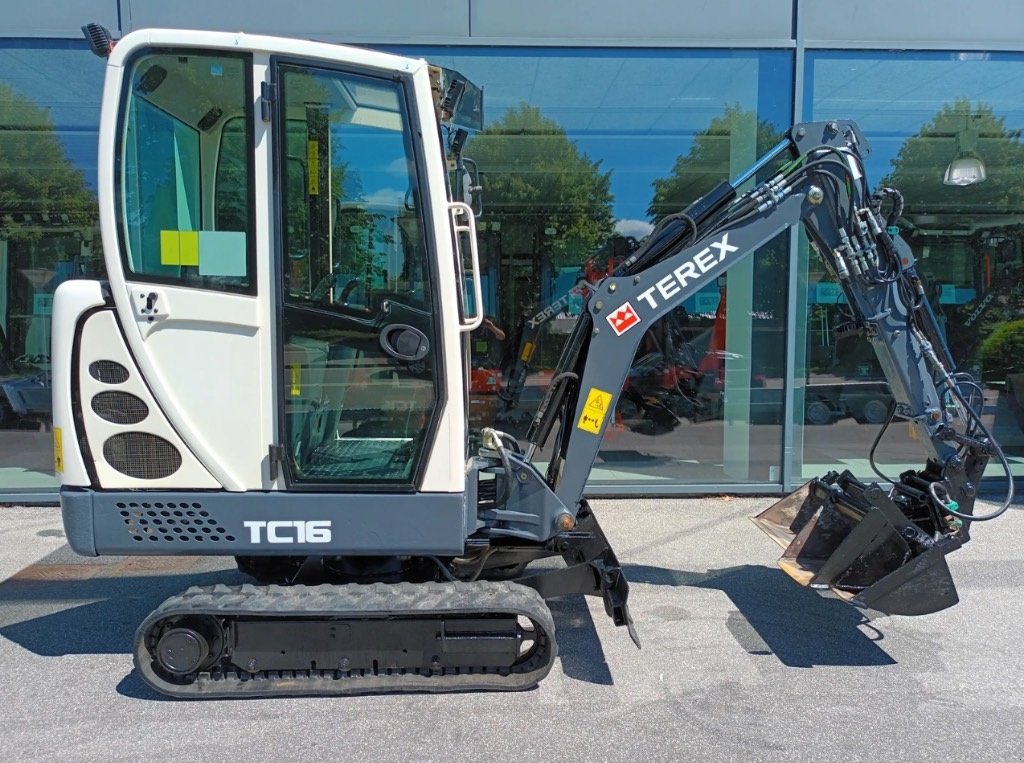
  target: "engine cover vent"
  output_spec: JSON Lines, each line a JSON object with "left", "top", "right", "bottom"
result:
{"left": 103, "top": 433, "right": 182, "bottom": 480}
{"left": 89, "top": 360, "right": 130, "bottom": 384}
{"left": 91, "top": 391, "right": 149, "bottom": 425}
{"left": 116, "top": 501, "right": 235, "bottom": 543}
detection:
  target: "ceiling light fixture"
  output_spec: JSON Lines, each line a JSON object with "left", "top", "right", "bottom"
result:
{"left": 943, "top": 115, "right": 986, "bottom": 187}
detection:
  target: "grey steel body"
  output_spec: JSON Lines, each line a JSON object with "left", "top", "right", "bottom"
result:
{"left": 61, "top": 453, "right": 576, "bottom": 557}
{"left": 61, "top": 488, "right": 472, "bottom": 557}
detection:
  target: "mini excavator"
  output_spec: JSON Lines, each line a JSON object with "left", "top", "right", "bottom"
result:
{"left": 53, "top": 25, "right": 1010, "bottom": 697}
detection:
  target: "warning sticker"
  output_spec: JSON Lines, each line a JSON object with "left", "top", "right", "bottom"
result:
{"left": 307, "top": 140, "right": 320, "bottom": 195}
{"left": 577, "top": 387, "right": 613, "bottom": 434}
{"left": 53, "top": 427, "right": 63, "bottom": 474}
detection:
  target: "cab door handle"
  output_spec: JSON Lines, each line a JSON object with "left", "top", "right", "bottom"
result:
{"left": 129, "top": 288, "right": 169, "bottom": 321}
{"left": 379, "top": 324, "right": 430, "bottom": 362}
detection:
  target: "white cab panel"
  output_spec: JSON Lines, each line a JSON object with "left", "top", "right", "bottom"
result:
{"left": 78, "top": 310, "right": 220, "bottom": 489}
{"left": 51, "top": 280, "right": 107, "bottom": 486}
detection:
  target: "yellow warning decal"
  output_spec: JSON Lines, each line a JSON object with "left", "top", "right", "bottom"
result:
{"left": 53, "top": 427, "right": 64, "bottom": 474}
{"left": 290, "top": 364, "right": 302, "bottom": 397}
{"left": 577, "top": 387, "right": 612, "bottom": 434}
{"left": 307, "top": 140, "right": 319, "bottom": 195}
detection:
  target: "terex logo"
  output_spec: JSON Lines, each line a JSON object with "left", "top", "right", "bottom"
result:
{"left": 606, "top": 302, "right": 641, "bottom": 336}
{"left": 637, "top": 233, "right": 739, "bottom": 310}
{"left": 528, "top": 287, "right": 581, "bottom": 329}
{"left": 243, "top": 520, "right": 332, "bottom": 544}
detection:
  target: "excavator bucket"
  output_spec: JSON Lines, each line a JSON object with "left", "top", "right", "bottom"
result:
{"left": 752, "top": 476, "right": 962, "bottom": 616}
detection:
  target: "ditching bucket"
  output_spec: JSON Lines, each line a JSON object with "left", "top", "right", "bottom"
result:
{"left": 752, "top": 474, "right": 962, "bottom": 616}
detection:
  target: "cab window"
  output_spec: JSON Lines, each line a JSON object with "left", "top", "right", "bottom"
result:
{"left": 118, "top": 51, "right": 254, "bottom": 293}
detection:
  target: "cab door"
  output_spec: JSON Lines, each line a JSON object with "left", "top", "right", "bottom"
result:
{"left": 106, "top": 47, "right": 268, "bottom": 491}
{"left": 271, "top": 59, "right": 452, "bottom": 490}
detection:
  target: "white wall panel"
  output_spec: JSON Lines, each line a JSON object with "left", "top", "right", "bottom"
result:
{"left": 470, "top": 0, "right": 794, "bottom": 44}
{"left": 802, "top": 0, "right": 1024, "bottom": 48}
{"left": 0, "top": 1, "right": 119, "bottom": 38}
{"left": 121, "top": 0, "right": 469, "bottom": 41}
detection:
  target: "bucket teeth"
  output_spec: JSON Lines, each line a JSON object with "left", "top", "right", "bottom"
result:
{"left": 752, "top": 475, "right": 962, "bottom": 616}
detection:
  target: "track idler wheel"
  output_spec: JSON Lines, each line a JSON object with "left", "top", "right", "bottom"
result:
{"left": 153, "top": 616, "right": 224, "bottom": 679}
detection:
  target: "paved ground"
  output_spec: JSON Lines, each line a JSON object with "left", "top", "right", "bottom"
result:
{"left": 0, "top": 496, "right": 1021, "bottom": 762}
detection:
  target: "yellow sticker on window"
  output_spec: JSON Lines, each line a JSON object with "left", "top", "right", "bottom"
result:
{"left": 290, "top": 363, "right": 302, "bottom": 397}
{"left": 160, "top": 230, "right": 180, "bottom": 265}
{"left": 307, "top": 140, "right": 319, "bottom": 196}
{"left": 179, "top": 230, "right": 199, "bottom": 266}
{"left": 577, "top": 387, "right": 612, "bottom": 434}
{"left": 53, "top": 427, "right": 64, "bottom": 474}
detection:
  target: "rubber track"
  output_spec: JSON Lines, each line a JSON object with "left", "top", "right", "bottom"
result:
{"left": 134, "top": 581, "right": 557, "bottom": 698}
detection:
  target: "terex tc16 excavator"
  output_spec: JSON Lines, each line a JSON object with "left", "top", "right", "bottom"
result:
{"left": 54, "top": 26, "right": 1010, "bottom": 698}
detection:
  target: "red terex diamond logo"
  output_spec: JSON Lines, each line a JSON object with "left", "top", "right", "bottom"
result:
{"left": 606, "top": 301, "right": 641, "bottom": 336}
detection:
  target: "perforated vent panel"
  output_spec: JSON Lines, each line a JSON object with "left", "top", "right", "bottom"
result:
{"left": 103, "top": 433, "right": 182, "bottom": 480}
{"left": 89, "top": 360, "right": 130, "bottom": 384}
{"left": 91, "top": 391, "right": 149, "bottom": 425}
{"left": 116, "top": 501, "right": 235, "bottom": 543}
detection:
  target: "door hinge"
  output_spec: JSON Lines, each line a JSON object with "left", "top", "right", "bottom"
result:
{"left": 260, "top": 81, "right": 277, "bottom": 122}
{"left": 268, "top": 444, "right": 286, "bottom": 481}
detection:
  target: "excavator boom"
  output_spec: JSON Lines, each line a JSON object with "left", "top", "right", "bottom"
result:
{"left": 526, "top": 120, "right": 1008, "bottom": 614}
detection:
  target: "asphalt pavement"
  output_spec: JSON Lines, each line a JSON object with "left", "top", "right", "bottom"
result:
{"left": 0, "top": 496, "right": 1021, "bottom": 763}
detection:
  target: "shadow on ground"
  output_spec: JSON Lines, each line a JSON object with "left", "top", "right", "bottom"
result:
{"left": 548, "top": 595, "right": 614, "bottom": 685}
{"left": 625, "top": 563, "right": 895, "bottom": 668}
{"left": 0, "top": 550, "right": 894, "bottom": 704}
{"left": 0, "top": 569, "right": 247, "bottom": 655}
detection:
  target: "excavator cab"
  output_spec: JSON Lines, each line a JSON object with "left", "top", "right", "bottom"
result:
{"left": 56, "top": 31, "right": 481, "bottom": 499}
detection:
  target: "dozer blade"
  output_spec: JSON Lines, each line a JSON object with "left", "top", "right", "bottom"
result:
{"left": 752, "top": 478, "right": 962, "bottom": 616}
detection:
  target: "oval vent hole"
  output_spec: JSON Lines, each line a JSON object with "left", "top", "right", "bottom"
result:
{"left": 92, "top": 391, "right": 149, "bottom": 425}
{"left": 88, "top": 360, "right": 130, "bottom": 384}
{"left": 102, "top": 433, "right": 182, "bottom": 480}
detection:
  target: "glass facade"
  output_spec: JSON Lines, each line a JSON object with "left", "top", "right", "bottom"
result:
{"left": 1, "top": 32, "right": 1023, "bottom": 496}
{"left": 798, "top": 52, "right": 1024, "bottom": 482}
{"left": 0, "top": 41, "right": 104, "bottom": 493}
{"left": 409, "top": 48, "right": 796, "bottom": 488}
